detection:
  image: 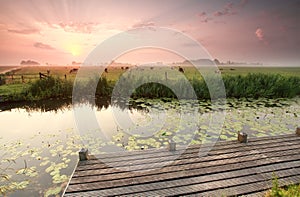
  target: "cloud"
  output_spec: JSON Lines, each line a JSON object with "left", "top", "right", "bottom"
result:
{"left": 7, "top": 28, "right": 40, "bottom": 34}
{"left": 197, "top": 12, "right": 213, "bottom": 23}
{"left": 33, "top": 42, "right": 55, "bottom": 50}
{"left": 214, "top": 11, "right": 225, "bottom": 17}
{"left": 49, "top": 22, "right": 99, "bottom": 34}
{"left": 255, "top": 28, "right": 269, "bottom": 45}
{"left": 226, "top": 2, "right": 234, "bottom": 9}
{"left": 197, "top": 12, "right": 207, "bottom": 17}
{"left": 214, "top": 2, "right": 237, "bottom": 17}
{"left": 255, "top": 28, "right": 264, "bottom": 41}
{"left": 132, "top": 21, "right": 155, "bottom": 28}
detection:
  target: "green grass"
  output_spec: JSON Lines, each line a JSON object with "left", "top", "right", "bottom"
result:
{"left": 219, "top": 66, "right": 300, "bottom": 76}
{"left": 26, "top": 77, "right": 73, "bottom": 100}
{"left": 0, "top": 65, "right": 300, "bottom": 102}
{"left": 0, "top": 84, "right": 30, "bottom": 101}
{"left": 179, "top": 66, "right": 300, "bottom": 78}
{"left": 265, "top": 174, "right": 300, "bottom": 197}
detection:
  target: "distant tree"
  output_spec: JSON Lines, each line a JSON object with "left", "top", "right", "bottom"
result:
{"left": 72, "top": 61, "right": 81, "bottom": 65}
{"left": 214, "top": 59, "right": 221, "bottom": 65}
{"left": 20, "top": 60, "right": 40, "bottom": 65}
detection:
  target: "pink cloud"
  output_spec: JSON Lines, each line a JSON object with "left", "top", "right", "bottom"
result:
{"left": 214, "top": 2, "right": 237, "bottom": 17}
{"left": 201, "top": 18, "right": 209, "bottom": 23}
{"left": 8, "top": 28, "right": 40, "bottom": 34}
{"left": 255, "top": 28, "right": 268, "bottom": 45}
{"left": 132, "top": 21, "right": 155, "bottom": 28}
{"left": 33, "top": 42, "right": 55, "bottom": 50}
{"left": 49, "top": 22, "right": 99, "bottom": 34}
{"left": 197, "top": 11, "right": 211, "bottom": 23}
{"left": 197, "top": 12, "right": 207, "bottom": 17}
{"left": 255, "top": 28, "right": 264, "bottom": 40}
{"left": 225, "top": 2, "right": 234, "bottom": 9}
{"left": 214, "top": 11, "right": 224, "bottom": 17}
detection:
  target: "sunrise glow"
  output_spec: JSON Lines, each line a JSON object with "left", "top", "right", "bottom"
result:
{"left": 68, "top": 44, "right": 81, "bottom": 57}
{"left": 0, "top": 0, "right": 299, "bottom": 66}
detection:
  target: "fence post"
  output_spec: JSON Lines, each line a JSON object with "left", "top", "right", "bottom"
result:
{"left": 296, "top": 127, "right": 300, "bottom": 136}
{"left": 238, "top": 132, "right": 248, "bottom": 143}
{"left": 168, "top": 140, "right": 176, "bottom": 151}
{"left": 79, "top": 148, "right": 88, "bottom": 161}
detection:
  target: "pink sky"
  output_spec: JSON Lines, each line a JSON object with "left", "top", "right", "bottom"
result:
{"left": 0, "top": 0, "right": 299, "bottom": 66}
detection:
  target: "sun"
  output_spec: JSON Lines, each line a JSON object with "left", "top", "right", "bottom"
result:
{"left": 70, "top": 45, "right": 81, "bottom": 56}
{"left": 65, "top": 43, "right": 81, "bottom": 56}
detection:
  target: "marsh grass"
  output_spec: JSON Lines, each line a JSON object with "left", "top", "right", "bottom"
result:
{"left": 26, "top": 77, "right": 73, "bottom": 100}
{"left": 0, "top": 73, "right": 299, "bottom": 102}
{"left": 131, "top": 73, "right": 300, "bottom": 99}
{"left": 265, "top": 174, "right": 300, "bottom": 197}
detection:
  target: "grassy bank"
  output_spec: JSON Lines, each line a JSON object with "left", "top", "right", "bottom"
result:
{"left": 265, "top": 175, "right": 300, "bottom": 197}
{"left": 0, "top": 72, "right": 299, "bottom": 102}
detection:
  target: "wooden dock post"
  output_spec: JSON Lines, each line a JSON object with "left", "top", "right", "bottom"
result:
{"left": 238, "top": 132, "right": 248, "bottom": 143}
{"left": 168, "top": 140, "right": 176, "bottom": 151}
{"left": 79, "top": 148, "right": 88, "bottom": 161}
{"left": 296, "top": 127, "right": 300, "bottom": 136}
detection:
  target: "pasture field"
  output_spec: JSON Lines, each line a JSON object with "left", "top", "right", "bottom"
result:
{"left": 182, "top": 66, "right": 300, "bottom": 77}
{"left": 1, "top": 65, "right": 300, "bottom": 81}
{"left": 0, "top": 65, "right": 299, "bottom": 102}
{"left": 0, "top": 66, "right": 21, "bottom": 74}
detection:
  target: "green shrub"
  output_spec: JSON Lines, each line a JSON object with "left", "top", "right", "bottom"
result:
{"left": 26, "top": 77, "right": 73, "bottom": 100}
{"left": 266, "top": 173, "right": 300, "bottom": 197}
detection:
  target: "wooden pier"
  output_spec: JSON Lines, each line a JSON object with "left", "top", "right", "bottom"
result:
{"left": 64, "top": 131, "right": 300, "bottom": 196}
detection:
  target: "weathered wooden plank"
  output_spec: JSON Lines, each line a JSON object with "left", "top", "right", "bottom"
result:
{"left": 73, "top": 143, "right": 300, "bottom": 177}
{"left": 81, "top": 134, "right": 298, "bottom": 165}
{"left": 66, "top": 160, "right": 300, "bottom": 194}
{"left": 76, "top": 137, "right": 300, "bottom": 173}
{"left": 64, "top": 134, "right": 300, "bottom": 196}
{"left": 84, "top": 133, "right": 296, "bottom": 162}
{"left": 121, "top": 168, "right": 300, "bottom": 196}
{"left": 67, "top": 150, "right": 300, "bottom": 192}
{"left": 197, "top": 175, "right": 300, "bottom": 197}
{"left": 64, "top": 167, "right": 300, "bottom": 196}
{"left": 76, "top": 139, "right": 300, "bottom": 171}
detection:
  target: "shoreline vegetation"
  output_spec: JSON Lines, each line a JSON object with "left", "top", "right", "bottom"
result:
{"left": 0, "top": 72, "right": 299, "bottom": 103}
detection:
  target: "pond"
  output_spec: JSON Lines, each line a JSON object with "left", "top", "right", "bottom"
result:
{"left": 0, "top": 97, "right": 299, "bottom": 196}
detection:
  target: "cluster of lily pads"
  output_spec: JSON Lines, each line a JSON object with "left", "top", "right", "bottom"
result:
{"left": 0, "top": 97, "right": 299, "bottom": 196}
{"left": 104, "top": 97, "right": 299, "bottom": 151}
{"left": 0, "top": 129, "right": 82, "bottom": 196}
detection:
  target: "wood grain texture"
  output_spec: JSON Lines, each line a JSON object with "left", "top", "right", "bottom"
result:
{"left": 64, "top": 133, "right": 300, "bottom": 196}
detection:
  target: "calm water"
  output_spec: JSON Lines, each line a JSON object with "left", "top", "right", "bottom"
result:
{"left": 0, "top": 97, "right": 299, "bottom": 196}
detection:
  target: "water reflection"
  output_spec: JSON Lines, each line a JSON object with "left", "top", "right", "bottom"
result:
{"left": 0, "top": 97, "right": 152, "bottom": 113}
{"left": 0, "top": 97, "right": 299, "bottom": 196}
